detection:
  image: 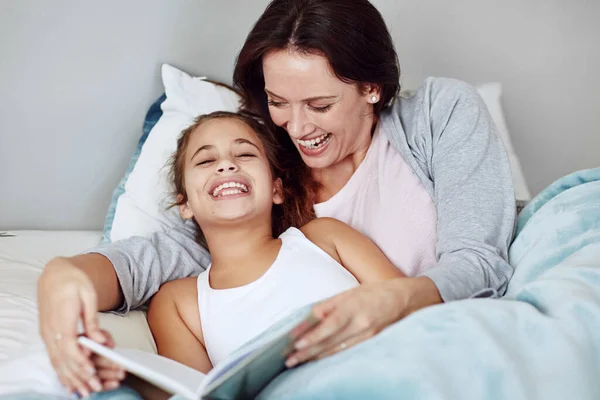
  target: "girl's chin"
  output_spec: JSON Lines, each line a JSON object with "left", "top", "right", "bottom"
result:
{"left": 204, "top": 204, "right": 260, "bottom": 223}
{"left": 202, "top": 215, "right": 252, "bottom": 227}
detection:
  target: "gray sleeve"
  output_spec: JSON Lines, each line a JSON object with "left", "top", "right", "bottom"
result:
{"left": 417, "top": 78, "right": 517, "bottom": 301}
{"left": 85, "top": 220, "right": 210, "bottom": 314}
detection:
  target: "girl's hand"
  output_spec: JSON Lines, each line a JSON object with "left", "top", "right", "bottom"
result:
{"left": 286, "top": 277, "right": 441, "bottom": 367}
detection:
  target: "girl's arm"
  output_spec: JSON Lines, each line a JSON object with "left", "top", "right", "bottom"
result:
{"left": 132, "top": 277, "right": 212, "bottom": 399}
{"left": 147, "top": 277, "right": 212, "bottom": 372}
{"left": 301, "top": 217, "right": 405, "bottom": 283}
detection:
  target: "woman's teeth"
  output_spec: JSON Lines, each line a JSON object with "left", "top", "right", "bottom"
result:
{"left": 297, "top": 133, "right": 331, "bottom": 149}
{"left": 212, "top": 182, "right": 248, "bottom": 197}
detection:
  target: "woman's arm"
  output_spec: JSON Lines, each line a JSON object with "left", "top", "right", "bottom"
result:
{"left": 41, "top": 254, "right": 122, "bottom": 312}
{"left": 301, "top": 217, "right": 405, "bottom": 283}
{"left": 37, "top": 226, "right": 209, "bottom": 397}
{"left": 86, "top": 226, "right": 210, "bottom": 314}
{"left": 286, "top": 78, "right": 515, "bottom": 367}
{"left": 413, "top": 78, "right": 516, "bottom": 301}
{"left": 37, "top": 254, "right": 120, "bottom": 397}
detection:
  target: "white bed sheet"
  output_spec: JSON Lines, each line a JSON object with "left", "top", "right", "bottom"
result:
{"left": 0, "top": 230, "right": 156, "bottom": 395}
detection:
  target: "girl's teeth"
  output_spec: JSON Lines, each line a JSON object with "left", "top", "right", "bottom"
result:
{"left": 221, "top": 189, "right": 240, "bottom": 196}
{"left": 213, "top": 182, "right": 248, "bottom": 197}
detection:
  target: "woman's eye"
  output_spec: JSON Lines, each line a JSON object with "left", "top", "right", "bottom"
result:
{"left": 267, "top": 100, "right": 285, "bottom": 108}
{"left": 309, "top": 104, "right": 332, "bottom": 113}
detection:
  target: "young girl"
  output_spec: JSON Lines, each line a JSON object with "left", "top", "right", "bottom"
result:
{"left": 95, "top": 111, "right": 403, "bottom": 394}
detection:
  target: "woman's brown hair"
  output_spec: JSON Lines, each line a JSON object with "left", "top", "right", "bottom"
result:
{"left": 168, "top": 111, "right": 316, "bottom": 248}
{"left": 233, "top": 0, "right": 400, "bottom": 119}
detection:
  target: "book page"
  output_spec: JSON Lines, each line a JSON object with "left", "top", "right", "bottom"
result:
{"left": 78, "top": 336, "right": 205, "bottom": 400}
{"left": 199, "top": 311, "right": 319, "bottom": 398}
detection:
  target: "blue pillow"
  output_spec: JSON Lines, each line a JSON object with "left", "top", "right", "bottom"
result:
{"left": 101, "top": 94, "right": 166, "bottom": 243}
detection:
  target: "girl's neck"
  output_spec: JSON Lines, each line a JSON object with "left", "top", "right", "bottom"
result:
{"left": 203, "top": 222, "right": 279, "bottom": 272}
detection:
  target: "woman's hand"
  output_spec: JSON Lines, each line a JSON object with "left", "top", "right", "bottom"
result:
{"left": 286, "top": 276, "right": 442, "bottom": 367}
{"left": 37, "top": 257, "right": 108, "bottom": 396}
{"left": 90, "top": 330, "right": 127, "bottom": 391}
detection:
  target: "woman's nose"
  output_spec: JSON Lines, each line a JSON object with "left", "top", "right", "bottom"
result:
{"left": 288, "top": 110, "right": 311, "bottom": 139}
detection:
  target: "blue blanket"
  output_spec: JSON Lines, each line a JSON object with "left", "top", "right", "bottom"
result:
{"left": 256, "top": 168, "right": 600, "bottom": 400}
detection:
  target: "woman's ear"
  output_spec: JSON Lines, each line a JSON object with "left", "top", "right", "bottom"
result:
{"left": 177, "top": 194, "right": 194, "bottom": 219}
{"left": 363, "top": 84, "right": 382, "bottom": 104}
{"left": 272, "top": 178, "right": 284, "bottom": 205}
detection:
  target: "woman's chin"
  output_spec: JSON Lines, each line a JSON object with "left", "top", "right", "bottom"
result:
{"left": 298, "top": 146, "right": 337, "bottom": 170}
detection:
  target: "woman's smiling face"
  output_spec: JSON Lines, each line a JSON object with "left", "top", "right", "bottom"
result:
{"left": 262, "top": 50, "right": 379, "bottom": 170}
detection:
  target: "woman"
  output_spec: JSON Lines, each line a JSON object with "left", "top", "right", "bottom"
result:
{"left": 37, "top": 0, "right": 516, "bottom": 396}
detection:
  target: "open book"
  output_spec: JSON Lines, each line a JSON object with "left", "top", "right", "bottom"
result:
{"left": 78, "top": 311, "right": 317, "bottom": 400}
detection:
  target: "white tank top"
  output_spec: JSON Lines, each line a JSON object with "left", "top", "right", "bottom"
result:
{"left": 197, "top": 227, "right": 359, "bottom": 366}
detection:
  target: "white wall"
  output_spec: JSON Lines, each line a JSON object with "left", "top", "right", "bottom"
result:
{"left": 1, "top": 0, "right": 598, "bottom": 230}
{"left": 376, "top": 0, "right": 600, "bottom": 201}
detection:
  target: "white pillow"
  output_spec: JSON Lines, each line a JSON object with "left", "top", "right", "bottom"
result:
{"left": 108, "top": 71, "right": 529, "bottom": 242}
{"left": 108, "top": 64, "right": 241, "bottom": 242}
{"left": 476, "top": 82, "right": 531, "bottom": 200}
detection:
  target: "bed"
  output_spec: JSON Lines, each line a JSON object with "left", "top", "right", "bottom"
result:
{"left": 1, "top": 168, "right": 600, "bottom": 399}
{"left": 0, "top": 231, "right": 156, "bottom": 396}
{"left": 0, "top": 66, "right": 596, "bottom": 399}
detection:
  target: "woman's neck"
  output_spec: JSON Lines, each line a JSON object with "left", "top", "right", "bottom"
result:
{"left": 313, "top": 120, "right": 377, "bottom": 203}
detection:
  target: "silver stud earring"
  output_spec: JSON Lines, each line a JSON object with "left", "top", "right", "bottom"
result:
{"left": 371, "top": 95, "right": 378, "bottom": 103}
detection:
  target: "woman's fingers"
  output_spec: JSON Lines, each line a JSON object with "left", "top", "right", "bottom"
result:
{"left": 310, "top": 296, "right": 339, "bottom": 320}
{"left": 81, "top": 287, "right": 106, "bottom": 345}
{"left": 96, "top": 367, "right": 126, "bottom": 383}
{"left": 286, "top": 283, "right": 406, "bottom": 367}
{"left": 313, "top": 330, "right": 375, "bottom": 361}
{"left": 102, "top": 380, "right": 122, "bottom": 391}
{"left": 45, "top": 311, "right": 97, "bottom": 394}
{"left": 286, "top": 311, "right": 378, "bottom": 367}
{"left": 92, "top": 354, "right": 123, "bottom": 373}
{"left": 286, "top": 300, "right": 351, "bottom": 367}
{"left": 55, "top": 363, "right": 87, "bottom": 397}
{"left": 38, "top": 260, "right": 103, "bottom": 395}
{"left": 91, "top": 353, "right": 126, "bottom": 392}
{"left": 294, "top": 299, "right": 349, "bottom": 350}
{"left": 91, "top": 352, "right": 126, "bottom": 380}
{"left": 99, "top": 329, "right": 115, "bottom": 348}
{"left": 59, "top": 335, "right": 102, "bottom": 393}
{"left": 286, "top": 320, "right": 353, "bottom": 367}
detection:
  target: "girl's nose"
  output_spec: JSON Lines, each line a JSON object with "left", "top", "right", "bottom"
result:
{"left": 217, "top": 165, "right": 237, "bottom": 173}
{"left": 216, "top": 158, "right": 239, "bottom": 173}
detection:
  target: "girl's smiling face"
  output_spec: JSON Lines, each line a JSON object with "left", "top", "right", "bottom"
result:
{"left": 179, "top": 117, "right": 283, "bottom": 227}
